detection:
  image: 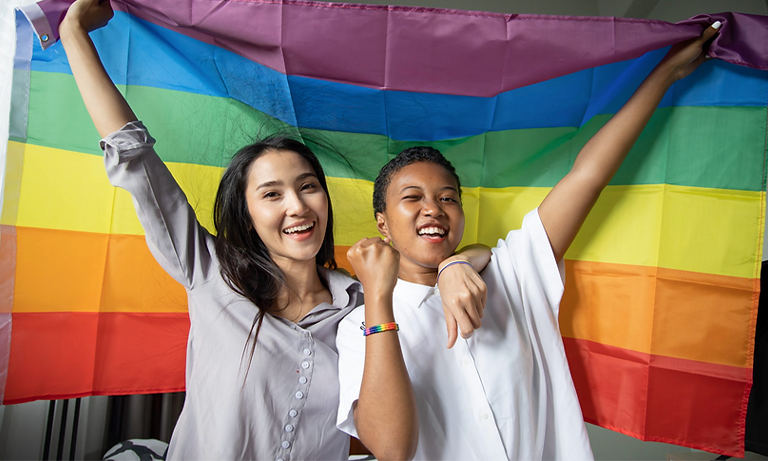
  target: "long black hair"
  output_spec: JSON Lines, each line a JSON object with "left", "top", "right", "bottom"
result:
{"left": 213, "top": 136, "right": 336, "bottom": 372}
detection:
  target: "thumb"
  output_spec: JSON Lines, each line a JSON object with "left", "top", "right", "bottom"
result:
{"left": 700, "top": 21, "right": 721, "bottom": 43}
{"left": 445, "top": 312, "right": 458, "bottom": 349}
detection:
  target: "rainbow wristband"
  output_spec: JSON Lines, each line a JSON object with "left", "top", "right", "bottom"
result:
{"left": 437, "top": 260, "right": 473, "bottom": 284}
{"left": 363, "top": 322, "right": 399, "bottom": 337}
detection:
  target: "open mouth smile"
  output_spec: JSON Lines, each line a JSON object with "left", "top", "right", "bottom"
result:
{"left": 283, "top": 221, "right": 315, "bottom": 235}
{"left": 417, "top": 224, "right": 448, "bottom": 242}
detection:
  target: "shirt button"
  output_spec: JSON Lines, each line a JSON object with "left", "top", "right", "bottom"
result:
{"left": 277, "top": 458, "right": 284, "bottom": 461}
{"left": 481, "top": 412, "right": 489, "bottom": 420}
{"left": 295, "top": 391, "right": 304, "bottom": 399}
{"left": 289, "top": 409, "right": 298, "bottom": 417}
{"left": 462, "top": 359, "right": 470, "bottom": 367}
{"left": 301, "top": 362, "right": 310, "bottom": 369}
{"left": 281, "top": 441, "right": 290, "bottom": 449}
{"left": 285, "top": 424, "right": 294, "bottom": 432}
{"left": 301, "top": 331, "right": 309, "bottom": 338}
{"left": 298, "top": 376, "right": 308, "bottom": 384}
{"left": 303, "top": 348, "right": 312, "bottom": 356}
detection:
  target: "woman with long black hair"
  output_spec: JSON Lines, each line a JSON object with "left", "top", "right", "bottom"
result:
{"left": 56, "top": 0, "right": 489, "bottom": 459}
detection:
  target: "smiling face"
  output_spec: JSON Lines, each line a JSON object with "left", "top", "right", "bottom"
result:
{"left": 376, "top": 161, "right": 465, "bottom": 283}
{"left": 245, "top": 149, "right": 329, "bottom": 269}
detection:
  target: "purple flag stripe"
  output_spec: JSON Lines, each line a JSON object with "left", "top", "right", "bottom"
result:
{"left": 34, "top": 0, "right": 768, "bottom": 98}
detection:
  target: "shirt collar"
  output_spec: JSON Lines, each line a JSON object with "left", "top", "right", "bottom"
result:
{"left": 394, "top": 278, "right": 438, "bottom": 308}
{"left": 317, "top": 265, "right": 362, "bottom": 311}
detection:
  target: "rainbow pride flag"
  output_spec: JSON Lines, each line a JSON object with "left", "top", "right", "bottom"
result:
{"left": 4, "top": 0, "right": 768, "bottom": 455}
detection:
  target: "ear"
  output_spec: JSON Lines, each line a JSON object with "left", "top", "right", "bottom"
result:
{"left": 376, "top": 212, "right": 390, "bottom": 239}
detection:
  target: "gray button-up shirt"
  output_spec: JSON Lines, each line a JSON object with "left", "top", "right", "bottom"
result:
{"left": 101, "top": 121, "right": 363, "bottom": 461}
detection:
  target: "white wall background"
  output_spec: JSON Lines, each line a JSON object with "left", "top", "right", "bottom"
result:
{"left": 1, "top": 0, "right": 767, "bottom": 459}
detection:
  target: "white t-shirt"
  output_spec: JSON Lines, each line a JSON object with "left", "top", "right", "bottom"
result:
{"left": 337, "top": 208, "right": 593, "bottom": 461}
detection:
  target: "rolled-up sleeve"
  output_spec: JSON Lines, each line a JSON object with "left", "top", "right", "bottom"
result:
{"left": 17, "top": 0, "right": 71, "bottom": 49}
{"left": 101, "top": 121, "right": 215, "bottom": 289}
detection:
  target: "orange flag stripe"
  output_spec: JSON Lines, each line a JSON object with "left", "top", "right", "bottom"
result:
{"left": 4, "top": 226, "right": 755, "bottom": 369}
{"left": 561, "top": 260, "right": 757, "bottom": 369}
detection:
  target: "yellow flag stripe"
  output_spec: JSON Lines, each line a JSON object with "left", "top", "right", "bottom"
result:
{"left": 4, "top": 142, "right": 762, "bottom": 278}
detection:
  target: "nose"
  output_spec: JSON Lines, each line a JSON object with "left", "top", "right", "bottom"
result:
{"left": 286, "top": 190, "right": 310, "bottom": 216}
{"left": 421, "top": 196, "right": 444, "bottom": 217}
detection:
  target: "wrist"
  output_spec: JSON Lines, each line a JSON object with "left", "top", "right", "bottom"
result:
{"left": 650, "top": 59, "right": 681, "bottom": 87}
{"left": 364, "top": 302, "right": 396, "bottom": 326}
{"left": 438, "top": 254, "right": 470, "bottom": 272}
{"left": 366, "top": 291, "right": 394, "bottom": 306}
{"left": 59, "top": 18, "right": 86, "bottom": 40}
{"left": 436, "top": 259, "right": 474, "bottom": 286}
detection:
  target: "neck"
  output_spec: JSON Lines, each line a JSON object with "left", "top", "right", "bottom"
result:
{"left": 272, "top": 257, "right": 331, "bottom": 321}
{"left": 397, "top": 259, "right": 439, "bottom": 286}
{"left": 277, "top": 258, "right": 325, "bottom": 298}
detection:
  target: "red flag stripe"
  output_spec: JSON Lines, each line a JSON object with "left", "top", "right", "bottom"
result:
{"left": 5, "top": 312, "right": 188, "bottom": 404}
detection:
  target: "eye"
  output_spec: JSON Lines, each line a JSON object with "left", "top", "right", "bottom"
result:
{"left": 262, "top": 191, "right": 280, "bottom": 199}
{"left": 440, "top": 196, "right": 458, "bottom": 203}
{"left": 403, "top": 195, "right": 421, "bottom": 201}
{"left": 301, "top": 182, "right": 318, "bottom": 191}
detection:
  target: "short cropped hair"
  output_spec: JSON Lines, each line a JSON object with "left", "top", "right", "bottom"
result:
{"left": 372, "top": 146, "right": 462, "bottom": 216}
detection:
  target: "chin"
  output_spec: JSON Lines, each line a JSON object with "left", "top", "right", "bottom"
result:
{"left": 414, "top": 252, "right": 452, "bottom": 270}
{"left": 276, "top": 245, "right": 324, "bottom": 265}
{"left": 394, "top": 239, "right": 456, "bottom": 269}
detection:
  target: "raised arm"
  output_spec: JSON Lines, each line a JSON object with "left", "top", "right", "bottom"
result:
{"left": 539, "top": 23, "right": 721, "bottom": 261}
{"left": 59, "top": 0, "right": 215, "bottom": 289}
{"left": 60, "top": 0, "right": 135, "bottom": 137}
{"left": 347, "top": 238, "right": 418, "bottom": 461}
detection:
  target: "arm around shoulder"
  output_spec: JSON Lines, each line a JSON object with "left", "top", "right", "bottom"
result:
{"left": 436, "top": 244, "right": 491, "bottom": 348}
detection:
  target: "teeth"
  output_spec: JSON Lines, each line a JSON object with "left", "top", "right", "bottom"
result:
{"left": 418, "top": 227, "right": 445, "bottom": 236}
{"left": 284, "top": 223, "right": 314, "bottom": 234}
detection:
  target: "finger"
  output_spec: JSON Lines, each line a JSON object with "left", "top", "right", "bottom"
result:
{"left": 480, "top": 286, "right": 488, "bottom": 319}
{"left": 458, "top": 313, "right": 475, "bottom": 340}
{"left": 464, "top": 299, "right": 482, "bottom": 329}
{"left": 703, "top": 21, "right": 723, "bottom": 38}
{"left": 347, "top": 238, "right": 366, "bottom": 258}
{"left": 445, "top": 312, "right": 458, "bottom": 349}
{"left": 470, "top": 274, "right": 487, "bottom": 319}
{"left": 359, "top": 237, "right": 382, "bottom": 249}
{"left": 701, "top": 21, "right": 721, "bottom": 42}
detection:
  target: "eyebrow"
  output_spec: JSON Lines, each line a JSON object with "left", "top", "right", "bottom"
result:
{"left": 256, "top": 172, "right": 317, "bottom": 190}
{"left": 257, "top": 180, "right": 283, "bottom": 190}
{"left": 399, "top": 185, "right": 458, "bottom": 194}
{"left": 399, "top": 185, "right": 423, "bottom": 194}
